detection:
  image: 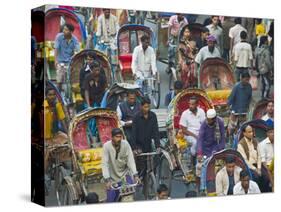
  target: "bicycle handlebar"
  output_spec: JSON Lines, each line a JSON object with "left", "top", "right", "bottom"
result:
{"left": 110, "top": 182, "right": 139, "bottom": 190}
{"left": 136, "top": 152, "right": 160, "bottom": 157}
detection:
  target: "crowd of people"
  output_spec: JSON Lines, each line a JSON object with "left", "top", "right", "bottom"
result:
{"left": 31, "top": 7, "right": 274, "bottom": 204}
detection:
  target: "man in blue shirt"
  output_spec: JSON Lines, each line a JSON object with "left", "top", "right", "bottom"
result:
{"left": 164, "top": 80, "right": 183, "bottom": 106}
{"left": 54, "top": 23, "right": 80, "bottom": 91}
{"left": 227, "top": 72, "right": 252, "bottom": 114}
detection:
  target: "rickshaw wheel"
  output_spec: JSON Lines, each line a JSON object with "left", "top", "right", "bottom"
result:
{"left": 143, "top": 172, "right": 157, "bottom": 200}
{"left": 151, "top": 80, "right": 161, "bottom": 109}
{"left": 157, "top": 155, "right": 172, "bottom": 194}
{"left": 60, "top": 176, "right": 79, "bottom": 205}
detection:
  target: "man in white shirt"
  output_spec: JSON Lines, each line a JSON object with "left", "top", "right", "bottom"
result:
{"left": 216, "top": 155, "right": 242, "bottom": 196}
{"left": 131, "top": 34, "right": 158, "bottom": 93}
{"left": 179, "top": 96, "right": 206, "bottom": 156}
{"left": 233, "top": 31, "right": 253, "bottom": 81}
{"left": 258, "top": 127, "right": 274, "bottom": 167}
{"left": 229, "top": 17, "right": 247, "bottom": 55}
{"left": 195, "top": 35, "right": 221, "bottom": 72}
{"left": 261, "top": 100, "right": 274, "bottom": 128}
{"left": 258, "top": 127, "right": 274, "bottom": 192}
{"left": 206, "top": 16, "right": 223, "bottom": 54}
{"left": 233, "top": 170, "right": 261, "bottom": 195}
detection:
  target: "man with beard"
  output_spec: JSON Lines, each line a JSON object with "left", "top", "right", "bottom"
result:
{"left": 197, "top": 108, "right": 225, "bottom": 159}
{"left": 194, "top": 35, "right": 221, "bottom": 72}
{"left": 54, "top": 23, "right": 80, "bottom": 92}
{"left": 233, "top": 170, "right": 260, "bottom": 195}
{"left": 116, "top": 91, "right": 141, "bottom": 146}
{"left": 102, "top": 128, "right": 140, "bottom": 202}
{"left": 179, "top": 97, "right": 206, "bottom": 158}
{"left": 261, "top": 100, "right": 274, "bottom": 128}
{"left": 216, "top": 155, "right": 242, "bottom": 196}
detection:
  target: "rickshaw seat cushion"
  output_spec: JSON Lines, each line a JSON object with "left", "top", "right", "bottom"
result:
{"left": 119, "top": 54, "right": 132, "bottom": 71}
{"left": 78, "top": 148, "right": 103, "bottom": 175}
{"left": 207, "top": 90, "right": 231, "bottom": 105}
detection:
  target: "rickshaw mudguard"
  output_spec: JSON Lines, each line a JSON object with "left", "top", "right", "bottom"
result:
{"left": 233, "top": 119, "right": 268, "bottom": 149}
{"left": 200, "top": 149, "right": 252, "bottom": 194}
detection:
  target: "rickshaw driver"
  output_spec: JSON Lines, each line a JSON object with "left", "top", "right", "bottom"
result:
{"left": 102, "top": 128, "right": 141, "bottom": 202}
{"left": 131, "top": 35, "right": 158, "bottom": 95}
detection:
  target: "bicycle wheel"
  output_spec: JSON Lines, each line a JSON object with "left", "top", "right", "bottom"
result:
{"left": 151, "top": 79, "right": 161, "bottom": 109}
{"left": 55, "top": 166, "right": 67, "bottom": 206}
{"left": 157, "top": 155, "right": 173, "bottom": 194}
{"left": 60, "top": 177, "right": 79, "bottom": 206}
{"left": 144, "top": 172, "right": 157, "bottom": 200}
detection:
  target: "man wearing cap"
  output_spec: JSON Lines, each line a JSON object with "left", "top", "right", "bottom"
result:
{"left": 197, "top": 108, "right": 225, "bottom": 159}
{"left": 83, "top": 61, "right": 108, "bottom": 108}
{"left": 194, "top": 35, "right": 221, "bottom": 73}
{"left": 206, "top": 16, "right": 223, "bottom": 54}
{"left": 102, "top": 128, "right": 141, "bottom": 202}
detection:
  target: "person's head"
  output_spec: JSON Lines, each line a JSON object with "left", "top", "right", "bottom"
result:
{"left": 89, "top": 61, "right": 101, "bottom": 77}
{"left": 103, "top": 8, "right": 111, "bottom": 19}
{"left": 189, "top": 96, "right": 199, "bottom": 112}
{"left": 206, "top": 108, "right": 217, "bottom": 126}
{"left": 127, "top": 91, "right": 137, "bottom": 106}
{"left": 256, "top": 18, "right": 262, "bottom": 25}
{"left": 241, "top": 72, "right": 250, "bottom": 85}
{"left": 140, "top": 34, "right": 150, "bottom": 51}
{"left": 201, "top": 27, "right": 210, "bottom": 39}
{"left": 111, "top": 128, "right": 123, "bottom": 147}
{"left": 86, "top": 53, "right": 95, "bottom": 65}
{"left": 174, "top": 80, "right": 183, "bottom": 95}
{"left": 240, "top": 31, "right": 247, "bottom": 40}
{"left": 211, "top": 16, "right": 219, "bottom": 26}
{"left": 266, "top": 100, "right": 274, "bottom": 115}
{"left": 46, "top": 87, "right": 56, "bottom": 104}
{"left": 85, "top": 192, "right": 99, "bottom": 204}
{"left": 239, "top": 170, "right": 250, "bottom": 191}
{"left": 243, "top": 125, "right": 253, "bottom": 140}
{"left": 141, "top": 97, "right": 151, "bottom": 114}
{"left": 176, "top": 13, "right": 185, "bottom": 22}
{"left": 225, "top": 155, "right": 236, "bottom": 176}
{"left": 234, "top": 17, "right": 242, "bottom": 25}
{"left": 157, "top": 184, "right": 169, "bottom": 200}
{"left": 206, "top": 35, "right": 217, "bottom": 52}
{"left": 183, "top": 26, "right": 191, "bottom": 39}
{"left": 259, "top": 35, "right": 268, "bottom": 47}
{"left": 267, "top": 127, "right": 274, "bottom": 143}
{"left": 63, "top": 23, "right": 75, "bottom": 37}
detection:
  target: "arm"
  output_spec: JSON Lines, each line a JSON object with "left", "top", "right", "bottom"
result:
{"left": 152, "top": 114, "right": 160, "bottom": 148}
{"left": 237, "top": 144, "right": 256, "bottom": 170}
{"left": 101, "top": 145, "right": 111, "bottom": 180}
{"left": 227, "top": 85, "right": 237, "bottom": 108}
{"left": 131, "top": 48, "right": 138, "bottom": 77}
{"left": 54, "top": 35, "right": 60, "bottom": 66}
{"left": 180, "top": 125, "right": 198, "bottom": 138}
{"left": 197, "top": 123, "right": 205, "bottom": 157}
{"left": 116, "top": 105, "right": 126, "bottom": 127}
{"left": 54, "top": 49, "right": 59, "bottom": 66}
{"left": 217, "top": 118, "right": 226, "bottom": 151}
{"left": 151, "top": 49, "right": 157, "bottom": 76}
{"left": 84, "top": 90, "right": 91, "bottom": 107}
{"left": 215, "top": 171, "right": 224, "bottom": 196}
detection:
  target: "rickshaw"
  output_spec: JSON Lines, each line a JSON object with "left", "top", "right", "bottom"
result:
{"left": 200, "top": 149, "right": 251, "bottom": 196}
{"left": 55, "top": 108, "right": 135, "bottom": 205}
{"left": 100, "top": 82, "right": 143, "bottom": 110}
{"left": 116, "top": 24, "right": 160, "bottom": 109}
{"left": 67, "top": 49, "right": 112, "bottom": 112}
{"left": 199, "top": 57, "right": 235, "bottom": 124}
{"left": 249, "top": 98, "right": 273, "bottom": 120}
{"left": 159, "top": 88, "right": 213, "bottom": 195}
{"left": 233, "top": 119, "right": 268, "bottom": 149}
{"left": 44, "top": 8, "right": 87, "bottom": 80}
